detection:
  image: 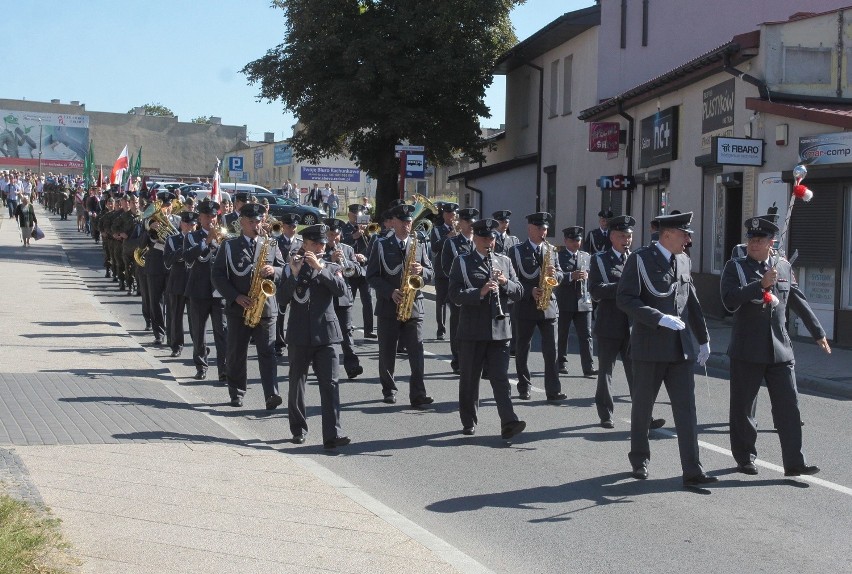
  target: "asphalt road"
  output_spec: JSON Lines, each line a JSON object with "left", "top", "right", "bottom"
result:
{"left": 54, "top": 215, "right": 852, "bottom": 574}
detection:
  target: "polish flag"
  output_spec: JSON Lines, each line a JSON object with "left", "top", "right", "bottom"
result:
{"left": 211, "top": 158, "right": 221, "bottom": 203}
{"left": 110, "top": 145, "right": 129, "bottom": 185}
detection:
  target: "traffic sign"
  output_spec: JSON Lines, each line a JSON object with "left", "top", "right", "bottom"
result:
{"left": 395, "top": 144, "right": 425, "bottom": 153}
{"left": 228, "top": 156, "right": 243, "bottom": 171}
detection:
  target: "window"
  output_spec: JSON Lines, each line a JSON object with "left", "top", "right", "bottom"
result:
{"left": 562, "top": 56, "right": 573, "bottom": 115}
{"left": 549, "top": 60, "right": 559, "bottom": 118}
{"left": 783, "top": 46, "right": 832, "bottom": 85}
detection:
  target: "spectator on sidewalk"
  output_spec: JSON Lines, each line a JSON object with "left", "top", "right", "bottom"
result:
{"left": 14, "top": 194, "right": 37, "bottom": 247}
{"left": 326, "top": 188, "right": 340, "bottom": 218}
{"left": 6, "top": 176, "right": 20, "bottom": 218}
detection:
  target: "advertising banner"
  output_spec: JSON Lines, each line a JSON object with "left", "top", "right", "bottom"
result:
{"left": 0, "top": 109, "right": 89, "bottom": 169}
{"left": 639, "top": 107, "right": 678, "bottom": 168}
{"left": 701, "top": 79, "right": 735, "bottom": 149}
{"left": 253, "top": 148, "right": 264, "bottom": 169}
{"left": 300, "top": 166, "right": 361, "bottom": 182}
{"left": 713, "top": 136, "right": 764, "bottom": 166}
{"left": 798, "top": 132, "right": 852, "bottom": 165}
{"left": 273, "top": 143, "right": 293, "bottom": 166}
{"left": 588, "top": 122, "right": 620, "bottom": 152}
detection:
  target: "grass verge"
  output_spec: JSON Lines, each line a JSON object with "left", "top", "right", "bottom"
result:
{"left": 0, "top": 491, "right": 75, "bottom": 574}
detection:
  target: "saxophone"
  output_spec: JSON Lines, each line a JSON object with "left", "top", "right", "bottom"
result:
{"left": 243, "top": 235, "right": 278, "bottom": 328}
{"left": 396, "top": 234, "right": 424, "bottom": 322}
{"left": 536, "top": 240, "right": 559, "bottom": 311}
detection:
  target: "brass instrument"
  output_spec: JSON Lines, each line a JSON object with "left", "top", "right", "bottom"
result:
{"left": 171, "top": 197, "right": 184, "bottom": 213}
{"left": 268, "top": 216, "right": 284, "bottom": 238}
{"left": 410, "top": 193, "right": 438, "bottom": 236}
{"left": 333, "top": 243, "right": 357, "bottom": 278}
{"left": 243, "top": 236, "right": 277, "bottom": 328}
{"left": 209, "top": 224, "right": 235, "bottom": 244}
{"left": 133, "top": 246, "right": 147, "bottom": 267}
{"left": 366, "top": 222, "right": 381, "bottom": 236}
{"left": 396, "top": 234, "right": 423, "bottom": 322}
{"left": 144, "top": 200, "right": 179, "bottom": 243}
{"left": 485, "top": 248, "right": 506, "bottom": 319}
{"left": 536, "top": 240, "right": 559, "bottom": 311}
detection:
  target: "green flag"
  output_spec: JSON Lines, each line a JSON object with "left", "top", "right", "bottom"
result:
{"left": 133, "top": 146, "right": 142, "bottom": 177}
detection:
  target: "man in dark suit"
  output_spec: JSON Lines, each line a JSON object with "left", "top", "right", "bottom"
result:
{"left": 211, "top": 203, "right": 285, "bottom": 408}
{"left": 556, "top": 226, "right": 595, "bottom": 376}
{"left": 589, "top": 215, "right": 665, "bottom": 430}
{"left": 324, "top": 218, "right": 364, "bottom": 379}
{"left": 273, "top": 213, "right": 302, "bottom": 356}
{"left": 430, "top": 202, "right": 458, "bottom": 340}
{"left": 281, "top": 224, "right": 350, "bottom": 449}
{"left": 616, "top": 212, "right": 715, "bottom": 487}
{"left": 721, "top": 216, "right": 830, "bottom": 477}
{"left": 341, "top": 204, "right": 375, "bottom": 339}
{"left": 585, "top": 209, "right": 613, "bottom": 255}
{"left": 441, "top": 207, "right": 478, "bottom": 373}
{"left": 184, "top": 200, "right": 228, "bottom": 381}
{"left": 163, "top": 212, "right": 197, "bottom": 357}
{"left": 366, "top": 204, "right": 434, "bottom": 407}
{"left": 508, "top": 212, "right": 565, "bottom": 402}
{"left": 449, "top": 218, "right": 525, "bottom": 439}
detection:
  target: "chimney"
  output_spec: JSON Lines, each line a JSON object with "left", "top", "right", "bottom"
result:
{"left": 51, "top": 99, "right": 60, "bottom": 104}
{"left": 264, "top": 132, "right": 275, "bottom": 143}
{"left": 70, "top": 100, "right": 80, "bottom": 106}
{"left": 209, "top": 116, "right": 222, "bottom": 125}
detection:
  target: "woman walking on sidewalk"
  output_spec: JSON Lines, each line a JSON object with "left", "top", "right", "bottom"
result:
{"left": 14, "top": 194, "right": 37, "bottom": 247}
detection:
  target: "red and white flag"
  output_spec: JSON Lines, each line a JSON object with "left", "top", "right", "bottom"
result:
{"left": 211, "top": 157, "right": 221, "bottom": 202}
{"left": 110, "top": 145, "right": 129, "bottom": 185}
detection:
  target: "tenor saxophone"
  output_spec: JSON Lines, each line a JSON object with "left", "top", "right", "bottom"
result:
{"left": 243, "top": 236, "right": 278, "bottom": 328}
{"left": 396, "top": 234, "right": 423, "bottom": 322}
{"left": 536, "top": 240, "right": 559, "bottom": 311}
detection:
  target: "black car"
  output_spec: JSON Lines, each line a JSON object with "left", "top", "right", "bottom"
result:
{"left": 253, "top": 192, "right": 326, "bottom": 225}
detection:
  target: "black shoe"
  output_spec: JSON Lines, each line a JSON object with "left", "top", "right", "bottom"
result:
{"left": 153, "top": 338, "right": 163, "bottom": 346}
{"left": 583, "top": 369, "right": 599, "bottom": 378}
{"left": 397, "top": 348, "right": 407, "bottom": 355}
{"left": 112, "top": 276, "right": 118, "bottom": 283}
{"left": 451, "top": 363, "right": 460, "bottom": 375}
{"left": 546, "top": 393, "right": 567, "bottom": 403}
{"left": 119, "top": 281, "right": 126, "bottom": 291}
{"left": 144, "top": 321, "right": 151, "bottom": 331}
{"left": 275, "top": 347, "right": 285, "bottom": 357}
{"left": 411, "top": 396, "right": 434, "bottom": 408}
{"left": 509, "top": 350, "right": 516, "bottom": 358}
{"left": 501, "top": 420, "right": 526, "bottom": 440}
{"left": 601, "top": 420, "right": 615, "bottom": 429}
{"left": 170, "top": 345, "right": 183, "bottom": 357}
{"left": 346, "top": 366, "right": 364, "bottom": 380}
{"left": 518, "top": 390, "right": 531, "bottom": 400}
{"left": 230, "top": 397, "right": 243, "bottom": 407}
{"left": 784, "top": 465, "right": 820, "bottom": 477}
{"left": 383, "top": 395, "right": 397, "bottom": 404}
{"left": 462, "top": 427, "right": 475, "bottom": 436}
{"left": 218, "top": 373, "right": 227, "bottom": 382}
{"left": 105, "top": 270, "right": 111, "bottom": 278}
{"left": 292, "top": 434, "right": 306, "bottom": 444}
{"left": 632, "top": 466, "right": 649, "bottom": 480}
{"left": 265, "top": 394, "right": 283, "bottom": 410}
{"left": 737, "top": 463, "right": 759, "bottom": 475}
{"left": 649, "top": 418, "right": 666, "bottom": 430}
{"left": 558, "top": 364, "right": 569, "bottom": 375}
{"left": 364, "top": 332, "right": 378, "bottom": 339}
{"left": 683, "top": 473, "right": 719, "bottom": 487}
{"left": 194, "top": 369, "right": 207, "bottom": 381}
{"left": 323, "top": 436, "right": 351, "bottom": 450}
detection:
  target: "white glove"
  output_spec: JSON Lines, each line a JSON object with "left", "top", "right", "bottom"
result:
{"left": 658, "top": 314, "right": 685, "bottom": 331}
{"left": 697, "top": 342, "right": 711, "bottom": 366}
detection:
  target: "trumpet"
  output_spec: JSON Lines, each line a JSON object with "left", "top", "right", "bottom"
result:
{"left": 209, "top": 224, "right": 235, "bottom": 244}
{"left": 366, "top": 222, "right": 381, "bottom": 236}
{"left": 332, "top": 243, "right": 357, "bottom": 278}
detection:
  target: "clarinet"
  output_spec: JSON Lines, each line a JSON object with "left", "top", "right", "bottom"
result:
{"left": 485, "top": 248, "right": 507, "bottom": 320}
{"left": 291, "top": 248, "right": 313, "bottom": 298}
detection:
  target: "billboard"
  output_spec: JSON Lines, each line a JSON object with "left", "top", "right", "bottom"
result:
{"left": 0, "top": 109, "right": 89, "bottom": 169}
{"left": 588, "top": 122, "right": 620, "bottom": 152}
{"left": 273, "top": 143, "right": 292, "bottom": 166}
{"left": 798, "top": 132, "right": 852, "bottom": 165}
{"left": 300, "top": 166, "right": 360, "bottom": 182}
{"left": 639, "top": 107, "right": 678, "bottom": 168}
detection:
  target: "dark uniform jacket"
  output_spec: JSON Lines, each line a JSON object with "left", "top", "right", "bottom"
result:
{"left": 430, "top": 223, "right": 453, "bottom": 280}
{"left": 341, "top": 222, "right": 370, "bottom": 258}
{"left": 323, "top": 242, "right": 361, "bottom": 308}
{"left": 183, "top": 229, "right": 219, "bottom": 299}
{"left": 507, "top": 240, "right": 564, "bottom": 320}
{"left": 585, "top": 227, "right": 611, "bottom": 255}
{"left": 616, "top": 245, "right": 708, "bottom": 362}
{"left": 366, "top": 235, "right": 433, "bottom": 320}
{"left": 221, "top": 211, "right": 239, "bottom": 232}
{"left": 164, "top": 232, "right": 190, "bottom": 296}
{"left": 441, "top": 234, "right": 474, "bottom": 277}
{"left": 448, "top": 250, "right": 523, "bottom": 341}
{"left": 494, "top": 233, "right": 520, "bottom": 256}
{"left": 211, "top": 235, "right": 285, "bottom": 318}
{"left": 276, "top": 234, "right": 303, "bottom": 261}
{"left": 720, "top": 255, "right": 824, "bottom": 364}
{"left": 280, "top": 261, "right": 346, "bottom": 346}
{"left": 556, "top": 248, "right": 593, "bottom": 312}
{"left": 589, "top": 249, "right": 631, "bottom": 339}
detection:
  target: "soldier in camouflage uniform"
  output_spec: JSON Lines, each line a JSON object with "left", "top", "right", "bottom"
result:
{"left": 109, "top": 195, "right": 129, "bottom": 290}
{"left": 118, "top": 194, "right": 141, "bottom": 295}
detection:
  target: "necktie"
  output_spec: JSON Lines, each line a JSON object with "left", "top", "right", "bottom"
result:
{"left": 620, "top": 252, "right": 626, "bottom": 265}
{"left": 399, "top": 240, "right": 406, "bottom": 251}
{"left": 759, "top": 261, "right": 768, "bottom": 274}
{"left": 669, "top": 254, "right": 676, "bottom": 272}
{"left": 249, "top": 238, "right": 256, "bottom": 250}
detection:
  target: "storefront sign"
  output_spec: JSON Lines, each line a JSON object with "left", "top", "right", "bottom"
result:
{"left": 300, "top": 166, "right": 361, "bottom": 182}
{"left": 799, "top": 132, "right": 852, "bottom": 165}
{"left": 701, "top": 79, "right": 735, "bottom": 149}
{"left": 639, "top": 107, "right": 678, "bottom": 168}
{"left": 588, "top": 122, "right": 620, "bottom": 152}
{"left": 713, "top": 136, "right": 764, "bottom": 166}
{"left": 597, "top": 174, "right": 634, "bottom": 190}
{"left": 273, "top": 143, "right": 292, "bottom": 166}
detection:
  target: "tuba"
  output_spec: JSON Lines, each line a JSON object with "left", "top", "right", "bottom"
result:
{"left": 133, "top": 246, "right": 147, "bottom": 267}
{"left": 243, "top": 235, "right": 278, "bottom": 327}
{"left": 410, "top": 193, "right": 438, "bottom": 236}
{"left": 536, "top": 240, "right": 559, "bottom": 311}
{"left": 396, "top": 234, "right": 423, "bottom": 321}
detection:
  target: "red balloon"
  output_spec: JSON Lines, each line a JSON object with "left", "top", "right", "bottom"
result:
{"left": 793, "top": 184, "right": 808, "bottom": 198}
{"left": 763, "top": 291, "right": 773, "bottom": 304}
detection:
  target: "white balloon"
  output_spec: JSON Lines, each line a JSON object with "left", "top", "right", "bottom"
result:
{"left": 793, "top": 164, "right": 808, "bottom": 181}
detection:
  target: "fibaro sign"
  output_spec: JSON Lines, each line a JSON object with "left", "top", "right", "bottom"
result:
{"left": 597, "top": 174, "right": 635, "bottom": 190}
{"left": 712, "top": 136, "right": 764, "bottom": 166}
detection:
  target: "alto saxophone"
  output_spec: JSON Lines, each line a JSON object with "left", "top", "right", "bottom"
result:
{"left": 243, "top": 235, "right": 278, "bottom": 328}
{"left": 536, "top": 240, "right": 559, "bottom": 311}
{"left": 396, "top": 234, "right": 423, "bottom": 322}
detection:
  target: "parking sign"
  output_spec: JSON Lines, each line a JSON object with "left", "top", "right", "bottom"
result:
{"left": 228, "top": 156, "right": 243, "bottom": 172}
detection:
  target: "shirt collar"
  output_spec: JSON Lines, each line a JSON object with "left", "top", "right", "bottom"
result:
{"left": 655, "top": 242, "right": 673, "bottom": 261}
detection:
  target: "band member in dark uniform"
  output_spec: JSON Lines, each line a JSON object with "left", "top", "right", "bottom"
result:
{"left": 341, "top": 204, "right": 375, "bottom": 339}
{"left": 616, "top": 212, "right": 714, "bottom": 487}
{"left": 281, "top": 224, "right": 350, "bottom": 449}
{"left": 221, "top": 192, "right": 253, "bottom": 231}
{"left": 493, "top": 210, "right": 520, "bottom": 356}
{"left": 585, "top": 209, "right": 613, "bottom": 255}
{"left": 184, "top": 200, "right": 228, "bottom": 381}
{"left": 430, "top": 202, "right": 458, "bottom": 340}
{"left": 140, "top": 193, "right": 180, "bottom": 346}
{"left": 366, "top": 204, "right": 434, "bottom": 407}
{"left": 721, "top": 216, "right": 829, "bottom": 477}
{"left": 273, "top": 213, "right": 302, "bottom": 356}
{"left": 441, "top": 207, "right": 478, "bottom": 373}
{"left": 324, "top": 218, "right": 364, "bottom": 379}
{"left": 164, "top": 211, "right": 197, "bottom": 357}
{"left": 448, "top": 218, "right": 525, "bottom": 439}
{"left": 508, "top": 212, "right": 566, "bottom": 402}
{"left": 211, "top": 203, "right": 285, "bottom": 408}
{"left": 556, "top": 226, "right": 596, "bottom": 376}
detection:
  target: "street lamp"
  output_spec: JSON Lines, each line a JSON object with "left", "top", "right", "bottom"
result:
{"left": 23, "top": 116, "right": 43, "bottom": 176}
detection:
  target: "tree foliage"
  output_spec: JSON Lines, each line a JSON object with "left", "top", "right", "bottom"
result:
{"left": 128, "top": 103, "right": 174, "bottom": 117}
{"left": 191, "top": 115, "right": 213, "bottom": 124}
{"left": 243, "top": 0, "right": 522, "bottom": 215}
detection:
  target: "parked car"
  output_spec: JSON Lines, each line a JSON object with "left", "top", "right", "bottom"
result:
{"left": 148, "top": 181, "right": 183, "bottom": 194}
{"left": 193, "top": 189, "right": 232, "bottom": 204}
{"left": 253, "top": 192, "right": 326, "bottom": 225}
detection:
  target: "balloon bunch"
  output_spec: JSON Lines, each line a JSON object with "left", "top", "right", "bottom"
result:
{"left": 762, "top": 289, "right": 779, "bottom": 308}
{"left": 792, "top": 164, "right": 813, "bottom": 202}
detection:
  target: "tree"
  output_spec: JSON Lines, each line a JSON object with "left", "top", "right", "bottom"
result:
{"left": 191, "top": 116, "right": 213, "bottom": 124}
{"left": 128, "top": 103, "right": 174, "bottom": 117}
{"left": 242, "top": 0, "right": 522, "bottom": 217}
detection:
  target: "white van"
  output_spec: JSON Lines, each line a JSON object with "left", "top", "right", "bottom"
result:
{"left": 216, "top": 183, "right": 271, "bottom": 195}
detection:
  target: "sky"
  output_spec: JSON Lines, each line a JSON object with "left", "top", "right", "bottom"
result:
{"left": 4, "top": 1, "right": 593, "bottom": 140}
